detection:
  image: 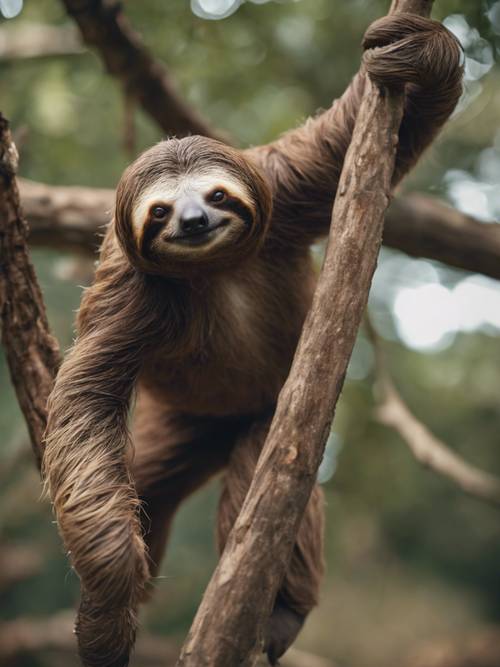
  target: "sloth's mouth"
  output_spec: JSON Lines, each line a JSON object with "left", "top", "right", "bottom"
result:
{"left": 169, "top": 219, "right": 230, "bottom": 246}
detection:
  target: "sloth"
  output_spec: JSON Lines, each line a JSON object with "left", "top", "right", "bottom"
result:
{"left": 43, "top": 13, "right": 462, "bottom": 667}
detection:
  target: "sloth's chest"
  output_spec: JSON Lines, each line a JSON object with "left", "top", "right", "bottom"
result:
{"left": 144, "top": 274, "right": 308, "bottom": 415}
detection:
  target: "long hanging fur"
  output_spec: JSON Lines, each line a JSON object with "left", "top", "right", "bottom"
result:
{"left": 43, "top": 14, "right": 463, "bottom": 667}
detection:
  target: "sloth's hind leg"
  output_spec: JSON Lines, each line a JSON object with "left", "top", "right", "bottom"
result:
{"left": 131, "top": 390, "right": 244, "bottom": 583}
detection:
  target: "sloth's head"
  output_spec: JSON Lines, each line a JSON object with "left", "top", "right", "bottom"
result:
{"left": 114, "top": 136, "right": 272, "bottom": 276}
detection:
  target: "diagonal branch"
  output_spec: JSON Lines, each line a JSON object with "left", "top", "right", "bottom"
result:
{"left": 175, "top": 2, "right": 433, "bottom": 665}
{"left": 366, "top": 318, "right": 500, "bottom": 507}
{"left": 60, "top": 0, "right": 222, "bottom": 140}
{"left": 0, "top": 115, "right": 60, "bottom": 468}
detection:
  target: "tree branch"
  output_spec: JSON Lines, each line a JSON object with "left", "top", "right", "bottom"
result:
{"left": 0, "top": 544, "right": 43, "bottom": 592}
{"left": 385, "top": 194, "right": 500, "bottom": 279}
{"left": 175, "top": 2, "right": 432, "bottom": 665}
{"left": 0, "top": 115, "right": 60, "bottom": 468}
{"left": 59, "top": 0, "right": 222, "bottom": 140}
{"left": 366, "top": 319, "right": 500, "bottom": 507}
{"left": 0, "top": 24, "right": 84, "bottom": 61}
{"left": 19, "top": 178, "right": 500, "bottom": 280}
{"left": 19, "top": 178, "right": 112, "bottom": 255}
{"left": 0, "top": 612, "right": 179, "bottom": 665}
{"left": 0, "top": 612, "right": 335, "bottom": 667}
{"left": 404, "top": 627, "right": 500, "bottom": 667}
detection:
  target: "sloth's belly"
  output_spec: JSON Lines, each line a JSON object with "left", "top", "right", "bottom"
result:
{"left": 141, "top": 339, "right": 294, "bottom": 416}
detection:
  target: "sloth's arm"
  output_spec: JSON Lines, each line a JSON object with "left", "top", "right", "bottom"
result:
{"left": 43, "top": 240, "right": 161, "bottom": 666}
{"left": 246, "top": 14, "right": 462, "bottom": 244}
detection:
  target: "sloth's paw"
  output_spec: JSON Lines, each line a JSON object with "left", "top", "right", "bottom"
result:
{"left": 361, "top": 13, "right": 462, "bottom": 92}
{"left": 263, "top": 600, "right": 305, "bottom": 665}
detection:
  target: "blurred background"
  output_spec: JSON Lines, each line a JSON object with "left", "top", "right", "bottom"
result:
{"left": 1, "top": 0, "right": 500, "bottom": 665}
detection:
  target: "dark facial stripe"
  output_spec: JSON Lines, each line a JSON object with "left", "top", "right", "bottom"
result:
{"left": 141, "top": 221, "right": 166, "bottom": 258}
{"left": 218, "top": 196, "right": 254, "bottom": 228}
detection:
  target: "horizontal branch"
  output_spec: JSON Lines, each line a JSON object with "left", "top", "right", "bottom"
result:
{"left": 0, "top": 611, "right": 334, "bottom": 667}
{"left": 0, "top": 24, "right": 84, "bottom": 61}
{"left": 0, "top": 612, "right": 178, "bottom": 665}
{"left": 18, "top": 178, "right": 500, "bottom": 280}
{"left": 367, "top": 319, "right": 500, "bottom": 507}
{"left": 60, "top": 0, "right": 221, "bottom": 140}
{"left": 385, "top": 194, "right": 500, "bottom": 280}
{"left": 405, "top": 627, "right": 500, "bottom": 667}
{"left": 19, "top": 178, "right": 111, "bottom": 255}
{"left": 0, "top": 545, "right": 43, "bottom": 592}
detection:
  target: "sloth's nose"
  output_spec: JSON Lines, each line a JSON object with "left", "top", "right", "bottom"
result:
{"left": 179, "top": 204, "right": 209, "bottom": 234}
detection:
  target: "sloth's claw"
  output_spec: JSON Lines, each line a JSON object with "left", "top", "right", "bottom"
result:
{"left": 264, "top": 601, "right": 305, "bottom": 666}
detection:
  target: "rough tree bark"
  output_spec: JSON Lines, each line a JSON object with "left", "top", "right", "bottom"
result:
{"left": 60, "top": 0, "right": 222, "bottom": 140}
{"left": 0, "top": 115, "right": 60, "bottom": 468}
{"left": 176, "top": 1, "right": 434, "bottom": 665}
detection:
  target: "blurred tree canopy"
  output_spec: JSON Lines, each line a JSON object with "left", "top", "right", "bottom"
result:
{"left": 1, "top": 1, "right": 500, "bottom": 666}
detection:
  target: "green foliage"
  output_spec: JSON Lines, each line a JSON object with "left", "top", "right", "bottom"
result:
{"left": 1, "top": 2, "right": 500, "bottom": 665}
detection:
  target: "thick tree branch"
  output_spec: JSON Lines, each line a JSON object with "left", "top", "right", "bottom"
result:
{"left": 60, "top": 0, "right": 221, "bottom": 140}
{"left": 19, "top": 178, "right": 500, "bottom": 280}
{"left": 19, "top": 178, "right": 112, "bottom": 255}
{"left": 385, "top": 194, "right": 500, "bottom": 279}
{"left": 367, "top": 319, "right": 500, "bottom": 507}
{"left": 0, "top": 116, "right": 60, "bottom": 468}
{"left": 176, "top": 2, "right": 432, "bottom": 665}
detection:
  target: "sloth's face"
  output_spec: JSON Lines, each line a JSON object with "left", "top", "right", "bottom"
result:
{"left": 115, "top": 137, "right": 272, "bottom": 276}
{"left": 131, "top": 169, "right": 256, "bottom": 263}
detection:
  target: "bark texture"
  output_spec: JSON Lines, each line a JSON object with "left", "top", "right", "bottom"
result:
{"left": 176, "top": 1, "right": 434, "bottom": 665}
{"left": 0, "top": 115, "right": 60, "bottom": 467}
{"left": 60, "top": 0, "right": 221, "bottom": 140}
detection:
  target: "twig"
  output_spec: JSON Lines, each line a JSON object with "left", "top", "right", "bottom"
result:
{"left": 0, "top": 115, "right": 60, "bottom": 468}
{"left": 366, "top": 318, "right": 500, "bottom": 507}
{"left": 176, "top": 1, "right": 434, "bottom": 665}
{"left": 60, "top": 0, "right": 222, "bottom": 140}
{"left": 18, "top": 178, "right": 500, "bottom": 281}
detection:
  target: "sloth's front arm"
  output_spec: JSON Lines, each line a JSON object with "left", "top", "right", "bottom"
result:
{"left": 43, "top": 247, "right": 163, "bottom": 666}
{"left": 246, "top": 14, "right": 463, "bottom": 243}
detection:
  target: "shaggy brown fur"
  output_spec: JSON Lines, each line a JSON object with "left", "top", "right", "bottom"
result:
{"left": 43, "top": 14, "right": 462, "bottom": 667}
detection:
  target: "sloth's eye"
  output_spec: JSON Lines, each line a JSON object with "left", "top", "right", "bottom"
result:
{"left": 211, "top": 190, "right": 226, "bottom": 203}
{"left": 151, "top": 206, "right": 169, "bottom": 220}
